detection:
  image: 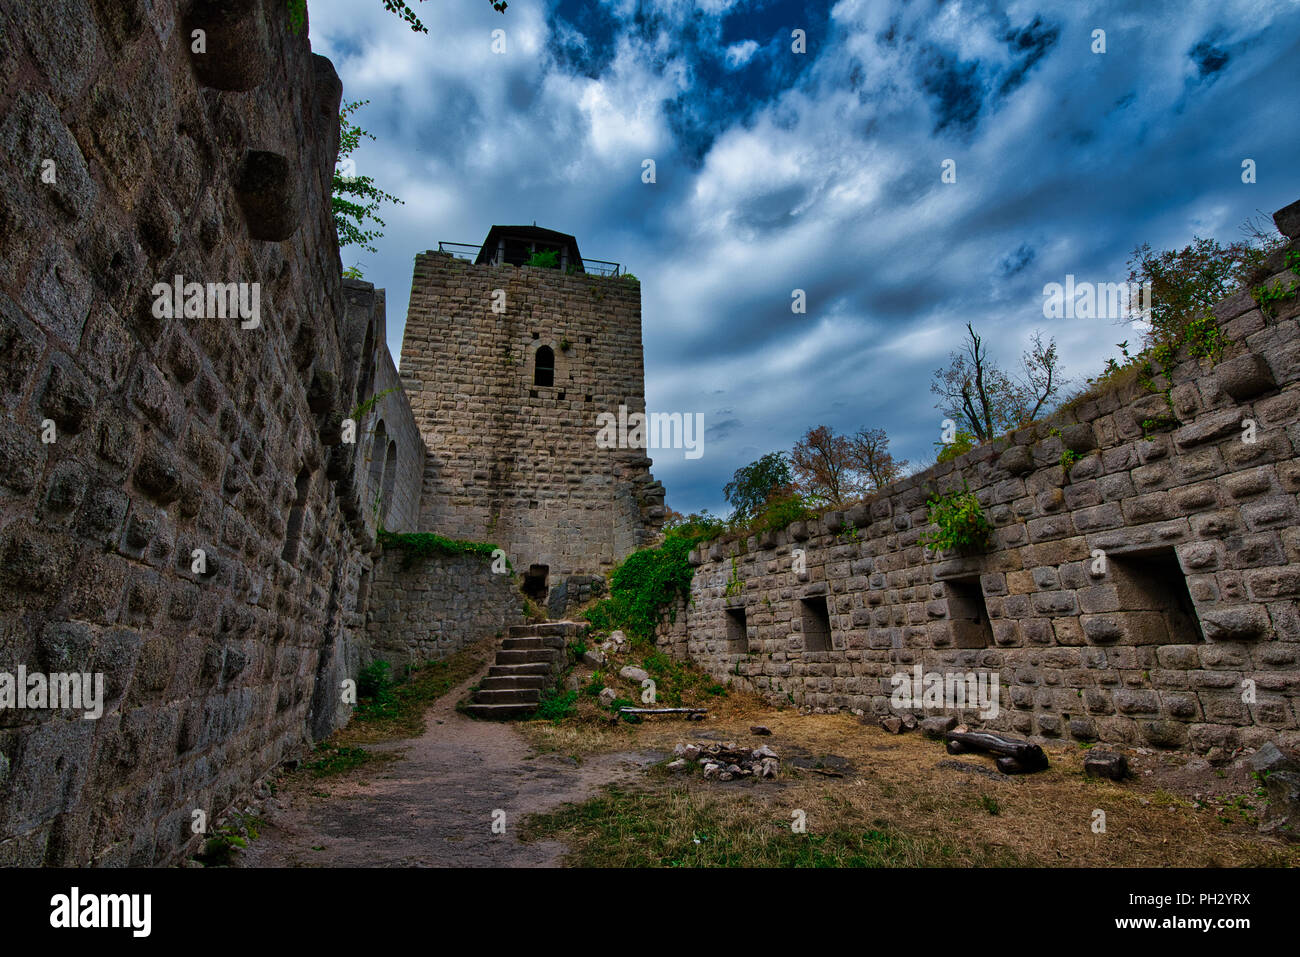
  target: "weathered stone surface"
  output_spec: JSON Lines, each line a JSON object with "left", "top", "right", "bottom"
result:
{"left": 1275, "top": 198, "right": 1300, "bottom": 239}
{"left": 1247, "top": 742, "right": 1298, "bottom": 775}
{"left": 1083, "top": 750, "right": 1128, "bottom": 780}
{"left": 1214, "top": 353, "right": 1276, "bottom": 400}
{"left": 1260, "top": 770, "right": 1300, "bottom": 842}
{"left": 921, "top": 715, "right": 958, "bottom": 738}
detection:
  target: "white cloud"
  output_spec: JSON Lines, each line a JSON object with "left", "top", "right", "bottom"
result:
{"left": 724, "top": 40, "right": 759, "bottom": 69}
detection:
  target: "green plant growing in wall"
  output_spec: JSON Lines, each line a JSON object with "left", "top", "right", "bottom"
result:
{"left": 376, "top": 529, "right": 506, "bottom": 570}
{"left": 350, "top": 386, "right": 399, "bottom": 423}
{"left": 583, "top": 526, "right": 714, "bottom": 641}
{"left": 525, "top": 249, "right": 560, "bottom": 269}
{"left": 724, "top": 558, "right": 743, "bottom": 597}
{"left": 1252, "top": 251, "right": 1300, "bottom": 316}
{"left": 1059, "top": 448, "right": 1081, "bottom": 470}
{"left": 919, "top": 484, "right": 992, "bottom": 554}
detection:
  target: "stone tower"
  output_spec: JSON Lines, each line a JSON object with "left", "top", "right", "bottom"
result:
{"left": 399, "top": 226, "right": 665, "bottom": 612}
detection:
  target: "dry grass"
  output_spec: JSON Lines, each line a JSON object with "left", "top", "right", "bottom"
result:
{"left": 522, "top": 708, "right": 1299, "bottom": 868}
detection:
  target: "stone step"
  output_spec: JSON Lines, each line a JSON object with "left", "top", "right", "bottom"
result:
{"left": 488, "top": 663, "right": 551, "bottom": 678}
{"left": 502, "top": 635, "right": 565, "bottom": 651}
{"left": 479, "top": 675, "right": 547, "bottom": 691}
{"left": 463, "top": 702, "right": 537, "bottom": 721}
{"left": 496, "top": 649, "right": 562, "bottom": 666}
{"left": 508, "top": 620, "right": 589, "bottom": 638}
{"left": 473, "top": 688, "right": 541, "bottom": 705}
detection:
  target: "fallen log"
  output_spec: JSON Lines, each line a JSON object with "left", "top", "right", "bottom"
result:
{"left": 618, "top": 707, "right": 708, "bottom": 716}
{"left": 944, "top": 730, "right": 1048, "bottom": 774}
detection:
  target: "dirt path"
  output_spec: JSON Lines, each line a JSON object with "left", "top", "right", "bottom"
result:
{"left": 241, "top": 671, "right": 661, "bottom": 868}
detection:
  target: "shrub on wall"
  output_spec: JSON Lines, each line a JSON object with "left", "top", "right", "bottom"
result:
{"left": 585, "top": 526, "right": 717, "bottom": 642}
{"left": 376, "top": 529, "right": 505, "bottom": 570}
{"left": 919, "top": 485, "right": 992, "bottom": 553}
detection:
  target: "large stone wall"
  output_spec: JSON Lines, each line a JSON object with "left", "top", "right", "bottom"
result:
{"left": 365, "top": 552, "right": 523, "bottom": 673}
{"left": 400, "top": 252, "right": 665, "bottom": 593}
{"left": 339, "top": 279, "right": 424, "bottom": 536}
{"left": 0, "top": 0, "right": 415, "bottom": 865}
{"left": 660, "top": 203, "right": 1300, "bottom": 758}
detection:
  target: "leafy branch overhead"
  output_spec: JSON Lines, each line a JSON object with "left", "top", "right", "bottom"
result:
{"left": 334, "top": 100, "right": 404, "bottom": 254}
{"left": 287, "top": 0, "right": 505, "bottom": 35}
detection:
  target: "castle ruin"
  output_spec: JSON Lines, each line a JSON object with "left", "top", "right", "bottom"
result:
{"left": 0, "top": 0, "right": 1298, "bottom": 868}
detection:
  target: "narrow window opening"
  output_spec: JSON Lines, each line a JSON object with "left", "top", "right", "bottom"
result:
{"left": 379, "top": 440, "right": 397, "bottom": 526}
{"left": 800, "top": 595, "right": 833, "bottom": 652}
{"left": 281, "top": 467, "right": 312, "bottom": 563}
{"left": 367, "top": 419, "right": 387, "bottom": 494}
{"left": 356, "top": 567, "right": 372, "bottom": 619}
{"left": 726, "top": 607, "right": 748, "bottom": 653}
{"left": 946, "top": 578, "right": 994, "bottom": 648}
{"left": 534, "top": 346, "right": 554, "bottom": 387}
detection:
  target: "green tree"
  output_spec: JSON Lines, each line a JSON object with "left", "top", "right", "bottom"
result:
{"left": 723, "top": 452, "right": 795, "bottom": 522}
{"left": 1127, "top": 227, "right": 1283, "bottom": 351}
{"left": 333, "top": 100, "right": 404, "bottom": 256}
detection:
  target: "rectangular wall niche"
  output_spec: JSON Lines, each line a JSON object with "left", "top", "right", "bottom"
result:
{"left": 945, "top": 578, "right": 993, "bottom": 648}
{"left": 799, "top": 595, "right": 833, "bottom": 652}
{"left": 725, "top": 607, "right": 748, "bottom": 653}
{"left": 1109, "top": 547, "right": 1205, "bottom": 642}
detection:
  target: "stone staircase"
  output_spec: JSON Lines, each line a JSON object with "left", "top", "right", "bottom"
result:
{"left": 463, "top": 620, "right": 587, "bottom": 720}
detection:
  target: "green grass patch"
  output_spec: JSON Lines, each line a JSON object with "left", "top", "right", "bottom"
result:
{"left": 521, "top": 788, "right": 1020, "bottom": 867}
{"left": 344, "top": 642, "right": 494, "bottom": 741}
{"left": 376, "top": 529, "right": 505, "bottom": 570}
{"left": 535, "top": 688, "right": 578, "bottom": 722}
{"left": 300, "top": 743, "right": 375, "bottom": 778}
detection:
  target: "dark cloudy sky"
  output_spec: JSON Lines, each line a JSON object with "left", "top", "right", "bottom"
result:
{"left": 309, "top": 0, "right": 1300, "bottom": 517}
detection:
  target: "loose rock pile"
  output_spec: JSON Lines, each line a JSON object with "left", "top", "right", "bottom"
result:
{"left": 667, "top": 742, "right": 781, "bottom": 780}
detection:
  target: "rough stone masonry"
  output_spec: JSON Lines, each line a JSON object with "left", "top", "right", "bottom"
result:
{"left": 658, "top": 199, "right": 1300, "bottom": 759}
{"left": 0, "top": 0, "right": 666, "bottom": 865}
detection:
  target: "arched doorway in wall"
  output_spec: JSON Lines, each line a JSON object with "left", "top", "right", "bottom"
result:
{"left": 367, "top": 419, "right": 387, "bottom": 516}
{"left": 380, "top": 439, "right": 397, "bottom": 526}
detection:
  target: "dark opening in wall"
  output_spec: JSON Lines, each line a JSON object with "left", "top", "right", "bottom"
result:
{"left": 356, "top": 567, "right": 371, "bottom": 619}
{"left": 946, "top": 578, "right": 993, "bottom": 648}
{"left": 380, "top": 439, "right": 397, "bottom": 525}
{"left": 281, "top": 467, "right": 312, "bottom": 562}
{"left": 523, "top": 564, "right": 549, "bottom": 602}
{"left": 534, "top": 346, "right": 554, "bottom": 387}
{"left": 1111, "top": 547, "right": 1205, "bottom": 642}
{"left": 726, "top": 606, "right": 748, "bottom": 653}
{"left": 367, "top": 419, "right": 387, "bottom": 494}
{"left": 357, "top": 321, "right": 375, "bottom": 406}
{"left": 800, "top": 595, "right": 833, "bottom": 652}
